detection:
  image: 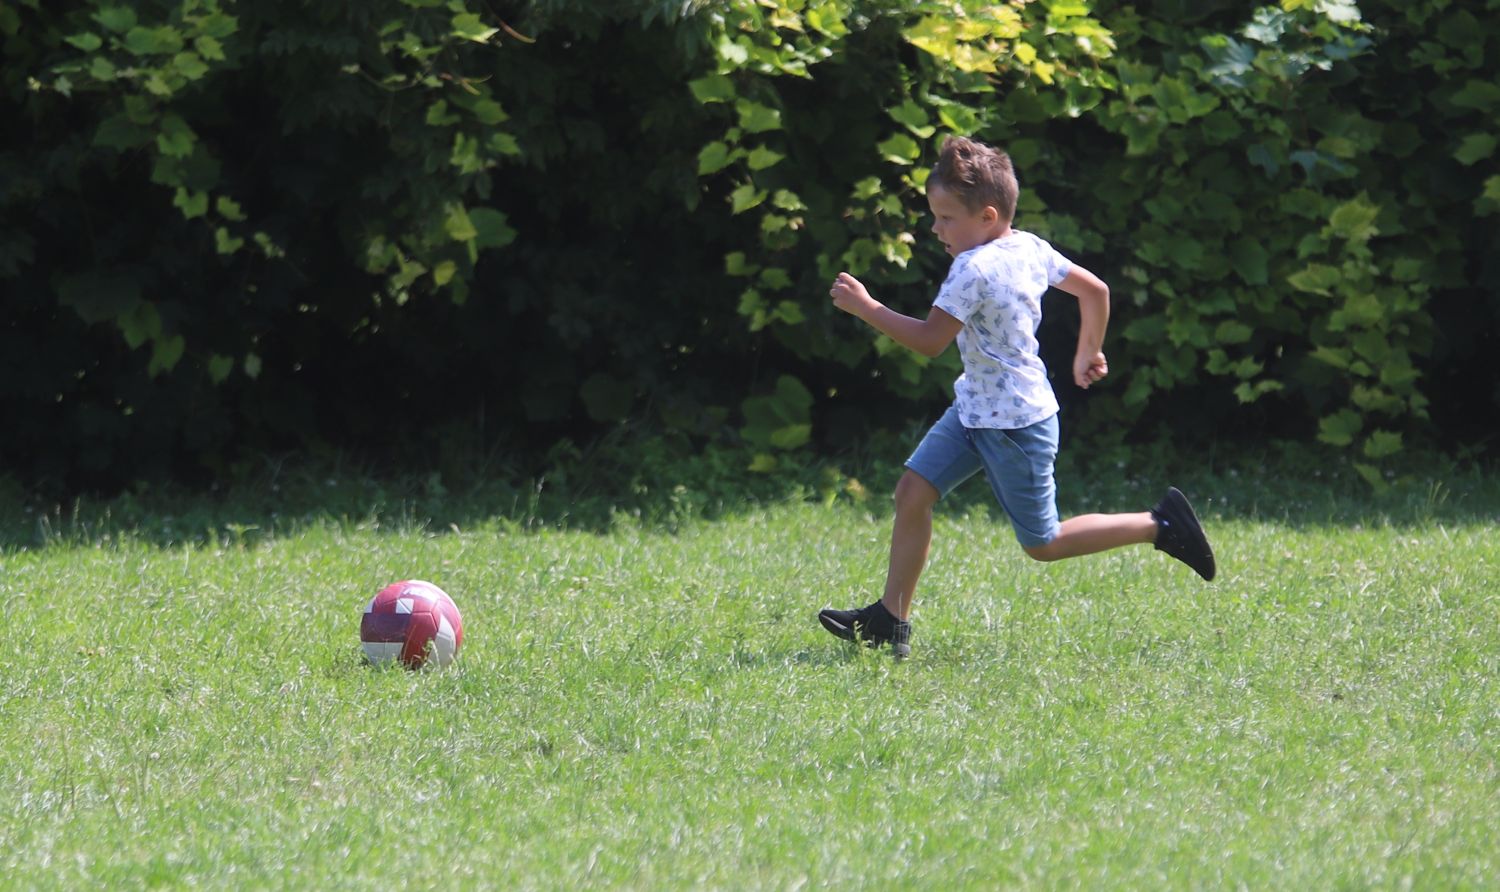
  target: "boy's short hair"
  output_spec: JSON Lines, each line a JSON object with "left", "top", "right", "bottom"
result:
{"left": 930, "top": 136, "right": 1019, "bottom": 223}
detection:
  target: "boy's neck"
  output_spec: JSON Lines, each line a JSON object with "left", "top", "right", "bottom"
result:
{"left": 954, "top": 224, "right": 1015, "bottom": 255}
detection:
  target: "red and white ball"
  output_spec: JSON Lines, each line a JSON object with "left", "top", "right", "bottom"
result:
{"left": 360, "top": 580, "right": 463, "bottom": 669}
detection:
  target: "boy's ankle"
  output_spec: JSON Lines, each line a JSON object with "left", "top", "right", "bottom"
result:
{"left": 890, "top": 619, "right": 912, "bottom": 661}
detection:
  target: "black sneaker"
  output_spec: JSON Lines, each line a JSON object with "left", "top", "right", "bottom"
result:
{"left": 818, "top": 600, "right": 911, "bottom": 659}
{"left": 1151, "top": 487, "right": 1216, "bottom": 581}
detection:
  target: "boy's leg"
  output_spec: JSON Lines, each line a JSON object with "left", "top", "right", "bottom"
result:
{"left": 818, "top": 407, "right": 979, "bottom": 657}
{"left": 817, "top": 471, "right": 934, "bottom": 659}
{"left": 881, "top": 471, "right": 940, "bottom": 621}
{"left": 1022, "top": 512, "right": 1155, "bottom": 562}
{"left": 970, "top": 418, "right": 1215, "bottom": 579}
{"left": 1023, "top": 489, "right": 1216, "bottom": 581}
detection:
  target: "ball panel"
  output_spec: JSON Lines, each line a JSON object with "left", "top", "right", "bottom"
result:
{"left": 361, "top": 580, "right": 463, "bottom": 670}
{"left": 402, "top": 610, "right": 439, "bottom": 667}
{"left": 402, "top": 580, "right": 446, "bottom": 601}
{"left": 360, "top": 612, "right": 411, "bottom": 643}
{"left": 432, "top": 615, "right": 458, "bottom": 666}
{"left": 433, "top": 596, "right": 463, "bottom": 646}
{"left": 361, "top": 641, "right": 406, "bottom": 665}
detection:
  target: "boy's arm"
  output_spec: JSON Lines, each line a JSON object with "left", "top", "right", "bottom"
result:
{"left": 1053, "top": 265, "right": 1110, "bottom": 389}
{"left": 829, "top": 272, "right": 962, "bottom": 358}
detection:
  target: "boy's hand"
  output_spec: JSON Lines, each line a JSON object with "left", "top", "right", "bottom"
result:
{"left": 830, "top": 272, "right": 879, "bottom": 318}
{"left": 1074, "top": 351, "right": 1108, "bottom": 389}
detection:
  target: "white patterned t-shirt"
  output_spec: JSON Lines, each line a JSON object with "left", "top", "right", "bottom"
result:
{"left": 932, "top": 231, "right": 1072, "bottom": 430}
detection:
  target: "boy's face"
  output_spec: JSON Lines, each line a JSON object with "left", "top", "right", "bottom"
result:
{"left": 927, "top": 182, "right": 1000, "bottom": 257}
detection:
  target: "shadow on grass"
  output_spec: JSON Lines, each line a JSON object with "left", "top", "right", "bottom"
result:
{"left": 1, "top": 444, "right": 1496, "bottom": 552}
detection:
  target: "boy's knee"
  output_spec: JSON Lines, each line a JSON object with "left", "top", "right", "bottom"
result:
{"left": 1023, "top": 541, "right": 1061, "bottom": 562}
{"left": 893, "top": 471, "right": 938, "bottom": 514}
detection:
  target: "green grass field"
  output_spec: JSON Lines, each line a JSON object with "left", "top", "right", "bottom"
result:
{"left": 3, "top": 469, "right": 1498, "bottom": 889}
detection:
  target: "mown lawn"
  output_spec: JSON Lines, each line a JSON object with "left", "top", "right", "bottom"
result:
{"left": 2, "top": 470, "right": 1497, "bottom": 888}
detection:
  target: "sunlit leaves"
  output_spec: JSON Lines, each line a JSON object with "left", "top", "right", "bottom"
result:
{"left": 746, "top": 146, "right": 785, "bottom": 170}
{"left": 468, "top": 208, "right": 516, "bottom": 249}
{"left": 443, "top": 204, "right": 478, "bottom": 242}
{"left": 736, "top": 100, "right": 782, "bottom": 133}
{"left": 876, "top": 133, "right": 920, "bottom": 164}
{"left": 124, "top": 25, "right": 185, "bottom": 55}
{"left": 903, "top": 9, "right": 1023, "bottom": 75}
{"left": 214, "top": 226, "right": 243, "bottom": 254}
{"left": 698, "top": 141, "right": 734, "bottom": 174}
{"left": 195, "top": 35, "right": 225, "bottom": 60}
{"left": 172, "top": 187, "right": 208, "bottom": 218}
{"left": 93, "top": 6, "right": 137, "bottom": 33}
{"left": 65, "top": 32, "right": 103, "bottom": 51}
{"left": 154, "top": 113, "right": 195, "bottom": 157}
{"left": 1214, "top": 321, "right": 1254, "bottom": 345}
{"left": 888, "top": 100, "right": 935, "bottom": 138}
{"left": 688, "top": 74, "right": 735, "bottom": 104}
{"left": 450, "top": 12, "right": 497, "bottom": 43}
{"left": 1287, "top": 264, "right": 1338, "bottom": 296}
{"left": 730, "top": 183, "right": 767, "bottom": 214}
{"left": 1318, "top": 409, "right": 1362, "bottom": 447}
{"left": 1327, "top": 195, "right": 1379, "bottom": 243}
{"left": 467, "top": 98, "right": 507, "bottom": 126}
{"left": 1453, "top": 134, "right": 1496, "bottom": 166}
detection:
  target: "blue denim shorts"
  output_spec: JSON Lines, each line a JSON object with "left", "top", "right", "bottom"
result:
{"left": 904, "top": 406, "right": 1061, "bottom": 547}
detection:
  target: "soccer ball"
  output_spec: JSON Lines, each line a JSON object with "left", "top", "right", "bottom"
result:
{"left": 360, "top": 580, "right": 464, "bottom": 669}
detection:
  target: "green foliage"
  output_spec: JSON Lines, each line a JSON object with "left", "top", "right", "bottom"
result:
{"left": 2, "top": 0, "right": 1497, "bottom": 491}
{"left": 740, "top": 374, "right": 814, "bottom": 470}
{"left": 1069, "top": 0, "right": 1466, "bottom": 474}
{"left": 3, "top": 1, "right": 727, "bottom": 487}
{"left": 687, "top": 0, "right": 1498, "bottom": 482}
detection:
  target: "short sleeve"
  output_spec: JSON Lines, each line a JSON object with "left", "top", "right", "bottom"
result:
{"left": 932, "top": 254, "right": 981, "bottom": 323}
{"left": 1043, "top": 240, "right": 1072, "bottom": 286}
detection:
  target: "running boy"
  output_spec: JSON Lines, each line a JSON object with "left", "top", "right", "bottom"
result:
{"left": 819, "top": 136, "right": 1215, "bottom": 660}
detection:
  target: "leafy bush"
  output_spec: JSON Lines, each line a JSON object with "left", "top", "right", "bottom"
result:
{"left": 2, "top": 0, "right": 1495, "bottom": 493}
{"left": 687, "top": 0, "right": 1498, "bottom": 484}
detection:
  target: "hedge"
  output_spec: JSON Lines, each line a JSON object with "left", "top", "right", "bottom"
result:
{"left": 2, "top": 0, "right": 1495, "bottom": 491}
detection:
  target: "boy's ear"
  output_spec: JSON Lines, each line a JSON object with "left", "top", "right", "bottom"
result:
{"left": 981, "top": 205, "right": 999, "bottom": 224}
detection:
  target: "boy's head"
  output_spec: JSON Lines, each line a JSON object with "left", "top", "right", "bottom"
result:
{"left": 926, "top": 136, "right": 1018, "bottom": 256}
{"left": 929, "top": 136, "right": 1018, "bottom": 224}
